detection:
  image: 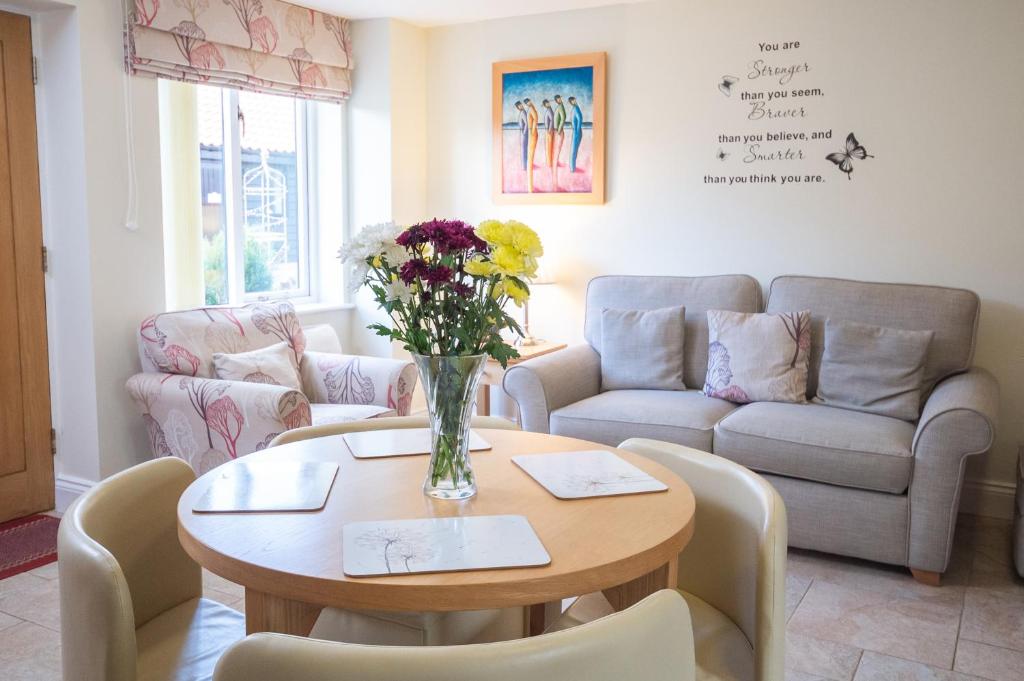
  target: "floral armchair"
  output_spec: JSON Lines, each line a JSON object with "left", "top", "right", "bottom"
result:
{"left": 126, "top": 301, "right": 417, "bottom": 473}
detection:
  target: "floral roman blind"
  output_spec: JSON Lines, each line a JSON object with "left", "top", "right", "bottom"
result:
{"left": 128, "top": 0, "right": 353, "bottom": 102}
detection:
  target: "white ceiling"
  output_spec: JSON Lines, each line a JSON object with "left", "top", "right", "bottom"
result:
{"left": 299, "top": 0, "right": 649, "bottom": 27}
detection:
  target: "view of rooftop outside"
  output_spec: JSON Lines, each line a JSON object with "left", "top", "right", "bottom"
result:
{"left": 197, "top": 85, "right": 306, "bottom": 304}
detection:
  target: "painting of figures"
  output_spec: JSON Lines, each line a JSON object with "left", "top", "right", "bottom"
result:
{"left": 492, "top": 53, "right": 605, "bottom": 204}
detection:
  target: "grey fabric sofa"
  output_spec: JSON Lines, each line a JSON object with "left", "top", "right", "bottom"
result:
{"left": 503, "top": 275, "right": 999, "bottom": 584}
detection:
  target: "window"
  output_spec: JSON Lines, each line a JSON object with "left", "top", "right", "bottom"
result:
{"left": 197, "top": 86, "right": 317, "bottom": 305}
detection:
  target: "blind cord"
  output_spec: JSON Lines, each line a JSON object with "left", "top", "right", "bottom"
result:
{"left": 122, "top": 0, "right": 139, "bottom": 232}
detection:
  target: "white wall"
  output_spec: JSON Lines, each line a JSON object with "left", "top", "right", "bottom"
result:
{"left": 345, "top": 18, "right": 428, "bottom": 357}
{"left": 20, "top": 0, "right": 358, "bottom": 502}
{"left": 422, "top": 1, "right": 1024, "bottom": 500}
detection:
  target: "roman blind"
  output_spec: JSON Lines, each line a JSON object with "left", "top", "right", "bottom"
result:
{"left": 127, "top": 0, "right": 353, "bottom": 102}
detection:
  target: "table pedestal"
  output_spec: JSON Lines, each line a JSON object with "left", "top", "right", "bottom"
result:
{"left": 245, "top": 589, "right": 324, "bottom": 637}
{"left": 244, "top": 558, "right": 677, "bottom": 638}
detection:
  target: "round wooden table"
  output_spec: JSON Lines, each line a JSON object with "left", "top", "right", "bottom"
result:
{"left": 177, "top": 429, "right": 696, "bottom": 637}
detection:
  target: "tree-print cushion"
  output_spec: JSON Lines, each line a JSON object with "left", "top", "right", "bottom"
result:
{"left": 703, "top": 309, "right": 811, "bottom": 404}
{"left": 213, "top": 341, "right": 303, "bottom": 391}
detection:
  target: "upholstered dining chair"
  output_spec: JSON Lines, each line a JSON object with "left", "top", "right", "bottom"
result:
{"left": 213, "top": 589, "right": 696, "bottom": 681}
{"left": 548, "top": 439, "right": 787, "bottom": 681}
{"left": 58, "top": 457, "right": 245, "bottom": 681}
{"left": 266, "top": 414, "right": 526, "bottom": 646}
{"left": 268, "top": 414, "right": 519, "bottom": 447}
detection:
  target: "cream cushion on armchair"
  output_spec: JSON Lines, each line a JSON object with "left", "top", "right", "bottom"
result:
{"left": 59, "top": 457, "right": 244, "bottom": 681}
{"left": 548, "top": 440, "right": 786, "bottom": 681}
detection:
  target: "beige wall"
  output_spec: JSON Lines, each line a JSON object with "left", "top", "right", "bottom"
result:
{"left": 421, "top": 0, "right": 1024, "bottom": 499}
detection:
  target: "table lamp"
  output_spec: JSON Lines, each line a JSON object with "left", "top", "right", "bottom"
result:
{"left": 519, "top": 264, "right": 555, "bottom": 347}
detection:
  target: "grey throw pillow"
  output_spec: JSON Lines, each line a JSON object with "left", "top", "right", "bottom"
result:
{"left": 814, "top": 319, "right": 934, "bottom": 421}
{"left": 600, "top": 306, "right": 686, "bottom": 391}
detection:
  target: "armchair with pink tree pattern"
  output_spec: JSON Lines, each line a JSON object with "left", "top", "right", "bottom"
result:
{"left": 126, "top": 301, "right": 417, "bottom": 473}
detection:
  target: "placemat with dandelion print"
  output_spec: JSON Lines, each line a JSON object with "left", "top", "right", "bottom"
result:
{"left": 342, "top": 515, "right": 550, "bottom": 577}
{"left": 512, "top": 450, "right": 669, "bottom": 499}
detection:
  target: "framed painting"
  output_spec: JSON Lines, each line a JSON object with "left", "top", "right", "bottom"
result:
{"left": 492, "top": 52, "right": 606, "bottom": 204}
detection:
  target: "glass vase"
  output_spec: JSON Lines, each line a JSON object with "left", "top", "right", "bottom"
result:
{"left": 412, "top": 353, "right": 487, "bottom": 500}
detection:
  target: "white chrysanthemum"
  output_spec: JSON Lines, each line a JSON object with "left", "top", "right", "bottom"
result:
{"left": 338, "top": 222, "right": 411, "bottom": 290}
{"left": 385, "top": 278, "right": 414, "bottom": 303}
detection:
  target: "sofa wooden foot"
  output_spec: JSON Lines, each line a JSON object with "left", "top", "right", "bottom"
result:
{"left": 910, "top": 569, "right": 941, "bottom": 586}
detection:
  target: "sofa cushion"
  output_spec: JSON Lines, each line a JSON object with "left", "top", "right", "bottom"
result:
{"left": 584, "top": 275, "right": 762, "bottom": 390}
{"left": 550, "top": 389, "right": 737, "bottom": 451}
{"left": 814, "top": 319, "right": 934, "bottom": 421}
{"left": 765, "top": 276, "right": 979, "bottom": 397}
{"left": 311, "top": 403, "right": 395, "bottom": 426}
{"left": 600, "top": 305, "right": 686, "bottom": 391}
{"left": 714, "top": 402, "right": 915, "bottom": 494}
{"left": 703, "top": 309, "right": 811, "bottom": 404}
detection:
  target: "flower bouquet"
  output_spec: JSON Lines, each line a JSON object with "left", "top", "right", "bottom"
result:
{"left": 340, "top": 219, "right": 543, "bottom": 499}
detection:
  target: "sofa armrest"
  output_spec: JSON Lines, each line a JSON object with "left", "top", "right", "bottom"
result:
{"left": 126, "top": 373, "right": 311, "bottom": 473}
{"left": 909, "top": 368, "right": 1000, "bottom": 572}
{"left": 502, "top": 344, "right": 601, "bottom": 433}
{"left": 300, "top": 352, "right": 418, "bottom": 416}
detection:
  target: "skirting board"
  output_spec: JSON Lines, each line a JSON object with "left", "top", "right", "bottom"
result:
{"left": 959, "top": 479, "right": 1016, "bottom": 520}
{"left": 55, "top": 474, "right": 95, "bottom": 514}
{"left": 53, "top": 473, "right": 1017, "bottom": 519}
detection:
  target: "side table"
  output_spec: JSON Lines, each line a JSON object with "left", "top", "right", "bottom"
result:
{"left": 477, "top": 341, "right": 567, "bottom": 418}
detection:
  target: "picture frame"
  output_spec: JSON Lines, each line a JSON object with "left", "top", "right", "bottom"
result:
{"left": 492, "top": 52, "right": 606, "bottom": 205}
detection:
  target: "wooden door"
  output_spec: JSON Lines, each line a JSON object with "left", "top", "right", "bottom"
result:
{"left": 0, "top": 10, "right": 53, "bottom": 522}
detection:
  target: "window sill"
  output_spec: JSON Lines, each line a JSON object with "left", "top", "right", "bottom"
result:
{"left": 294, "top": 301, "right": 356, "bottom": 315}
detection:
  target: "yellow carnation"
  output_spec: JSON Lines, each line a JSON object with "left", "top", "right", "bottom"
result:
{"left": 507, "top": 221, "right": 543, "bottom": 257}
{"left": 477, "top": 219, "right": 513, "bottom": 246}
{"left": 501, "top": 277, "right": 530, "bottom": 307}
{"left": 491, "top": 246, "right": 529, "bottom": 277}
{"left": 464, "top": 256, "right": 497, "bottom": 277}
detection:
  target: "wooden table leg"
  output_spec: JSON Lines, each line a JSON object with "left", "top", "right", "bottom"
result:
{"left": 245, "top": 588, "right": 324, "bottom": 636}
{"left": 601, "top": 557, "right": 678, "bottom": 612}
{"left": 527, "top": 600, "right": 562, "bottom": 636}
{"left": 477, "top": 385, "right": 491, "bottom": 416}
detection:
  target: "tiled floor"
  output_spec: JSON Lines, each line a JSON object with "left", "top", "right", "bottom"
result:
{"left": 1, "top": 514, "right": 1021, "bottom": 680}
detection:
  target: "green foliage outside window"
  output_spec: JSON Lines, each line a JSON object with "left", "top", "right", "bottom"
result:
{"left": 203, "top": 232, "right": 274, "bottom": 305}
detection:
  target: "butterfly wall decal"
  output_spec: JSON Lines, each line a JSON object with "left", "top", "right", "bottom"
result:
{"left": 718, "top": 75, "right": 739, "bottom": 97}
{"left": 826, "top": 133, "right": 874, "bottom": 179}
{"left": 716, "top": 148, "right": 729, "bottom": 161}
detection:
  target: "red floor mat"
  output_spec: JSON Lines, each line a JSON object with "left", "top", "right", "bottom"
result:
{"left": 0, "top": 514, "right": 59, "bottom": 581}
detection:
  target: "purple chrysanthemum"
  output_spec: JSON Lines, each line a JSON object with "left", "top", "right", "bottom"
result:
{"left": 401, "top": 218, "right": 487, "bottom": 255}
{"left": 424, "top": 265, "right": 454, "bottom": 285}
{"left": 399, "top": 259, "right": 429, "bottom": 284}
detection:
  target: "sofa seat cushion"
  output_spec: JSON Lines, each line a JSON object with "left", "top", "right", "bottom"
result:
{"left": 714, "top": 402, "right": 915, "bottom": 494}
{"left": 136, "top": 597, "right": 245, "bottom": 681}
{"left": 311, "top": 403, "right": 395, "bottom": 426}
{"left": 550, "top": 389, "right": 737, "bottom": 451}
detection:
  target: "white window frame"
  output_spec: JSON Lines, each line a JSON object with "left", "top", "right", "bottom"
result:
{"left": 216, "top": 88, "right": 319, "bottom": 306}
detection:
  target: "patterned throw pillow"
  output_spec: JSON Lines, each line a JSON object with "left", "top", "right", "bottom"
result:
{"left": 212, "top": 341, "right": 303, "bottom": 391}
{"left": 703, "top": 309, "right": 811, "bottom": 404}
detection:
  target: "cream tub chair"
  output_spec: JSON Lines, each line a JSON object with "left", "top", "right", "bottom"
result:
{"left": 549, "top": 440, "right": 786, "bottom": 681}
{"left": 214, "top": 590, "right": 697, "bottom": 681}
{"left": 126, "top": 301, "right": 417, "bottom": 473}
{"left": 59, "top": 457, "right": 245, "bottom": 681}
